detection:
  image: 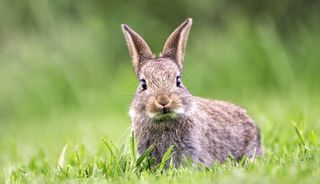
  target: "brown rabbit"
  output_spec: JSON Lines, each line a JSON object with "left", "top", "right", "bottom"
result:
{"left": 121, "top": 18, "right": 262, "bottom": 166}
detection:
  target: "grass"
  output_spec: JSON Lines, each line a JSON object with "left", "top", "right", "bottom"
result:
{"left": 1, "top": 3, "right": 320, "bottom": 183}
{"left": 1, "top": 95, "right": 320, "bottom": 183}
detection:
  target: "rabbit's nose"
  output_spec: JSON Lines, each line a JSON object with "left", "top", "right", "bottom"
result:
{"left": 156, "top": 95, "right": 170, "bottom": 107}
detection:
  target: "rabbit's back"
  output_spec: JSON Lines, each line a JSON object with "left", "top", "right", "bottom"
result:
{"left": 192, "top": 97, "right": 252, "bottom": 122}
{"left": 188, "top": 97, "right": 262, "bottom": 164}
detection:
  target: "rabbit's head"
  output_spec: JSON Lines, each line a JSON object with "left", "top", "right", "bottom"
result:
{"left": 122, "top": 18, "right": 193, "bottom": 121}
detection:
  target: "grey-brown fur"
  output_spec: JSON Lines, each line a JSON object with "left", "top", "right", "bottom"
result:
{"left": 121, "top": 18, "right": 262, "bottom": 166}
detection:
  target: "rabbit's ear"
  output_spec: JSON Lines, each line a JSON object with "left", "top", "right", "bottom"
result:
{"left": 161, "top": 18, "right": 192, "bottom": 70}
{"left": 122, "top": 24, "right": 153, "bottom": 74}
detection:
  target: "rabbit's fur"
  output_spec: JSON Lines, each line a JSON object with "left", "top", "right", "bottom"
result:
{"left": 122, "top": 18, "right": 262, "bottom": 166}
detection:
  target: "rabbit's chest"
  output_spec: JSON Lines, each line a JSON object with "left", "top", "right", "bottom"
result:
{"left": 137, "top": 127, "right": 193, "bottom": 164}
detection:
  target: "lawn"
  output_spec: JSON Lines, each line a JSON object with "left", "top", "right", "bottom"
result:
{"left": 1, "top": 94, "right": 320, "bottom": 183}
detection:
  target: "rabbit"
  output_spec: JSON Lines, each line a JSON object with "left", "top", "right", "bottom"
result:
{"left": 121, "top": 18, "right": 263, "bottom": 166}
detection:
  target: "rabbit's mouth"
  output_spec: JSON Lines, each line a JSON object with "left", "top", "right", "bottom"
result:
{"left": 145, "top": 95, "right": 184, "bottom": 121}
{"left": 153, "top": 111, "right": 178, "bottom": 121}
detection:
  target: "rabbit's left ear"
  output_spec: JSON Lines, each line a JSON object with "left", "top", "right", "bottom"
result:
{"left": 161, "top": 18, "right": 192, "bottom": 70}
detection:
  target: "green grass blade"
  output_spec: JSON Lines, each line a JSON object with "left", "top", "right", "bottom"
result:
{"left": 157, "top": 145, "right": 174, "bottom": 171}
{"left": 130, "top": 131, "right": 137, "bottom": 165}
{"left": 58, "top": 144, "right": 69, "bottom": 169}
{"left": 103, "top": 138, "right": 115, "bottom": 158}
{"left": 136, "top": 145, "right": 154, "bottom": 168}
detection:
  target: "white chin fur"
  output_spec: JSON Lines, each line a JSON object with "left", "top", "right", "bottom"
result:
{"left": 174, "top": 107, "right": 185, "bottom": 114}
{"left": 146, "top": 111, "right": 157, "bottom": 118}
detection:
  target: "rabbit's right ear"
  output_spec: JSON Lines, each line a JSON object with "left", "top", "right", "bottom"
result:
{"left": 121, "top": 24, "right": 154, "bottom": 74}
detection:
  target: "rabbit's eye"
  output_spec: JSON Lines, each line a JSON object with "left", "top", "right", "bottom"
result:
{"left": 176, "top": 76, "right": 182, "bottom": 87}
{"left": 140, "top": 79, "right": 147, "bottom": 90}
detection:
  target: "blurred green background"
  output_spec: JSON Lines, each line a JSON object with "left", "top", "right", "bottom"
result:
{"left": 1, "top": 0, "right": 320, "bottom": 179}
